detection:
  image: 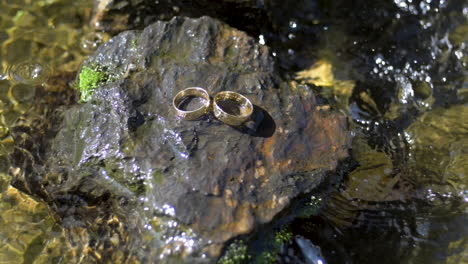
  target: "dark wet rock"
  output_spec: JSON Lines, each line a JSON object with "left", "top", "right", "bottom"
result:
{"left": 91, "top": 0, "right": 271, "bottom": 35}
{"left": 90, "top": 0, "right": 322, "bottom": 72}
{"left": 13, "top": 16, "right": 349, "bottom": 261}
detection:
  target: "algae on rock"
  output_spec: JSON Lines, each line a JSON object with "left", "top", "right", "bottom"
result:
{"left": 78, "top": 65, "right": 111, "bottom": 102}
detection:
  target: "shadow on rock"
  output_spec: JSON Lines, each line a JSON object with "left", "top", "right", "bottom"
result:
{"left": 234, "top": 105, "right": 276, "bottom": 138}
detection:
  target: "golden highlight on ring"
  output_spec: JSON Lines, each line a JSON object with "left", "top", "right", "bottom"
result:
{"left": 172, "top": 87, "right": 211, "bottom": 120}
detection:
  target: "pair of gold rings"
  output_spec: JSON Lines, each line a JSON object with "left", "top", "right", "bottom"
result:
{"left": 172, "top": 87, "right": 253, "bottom": 126}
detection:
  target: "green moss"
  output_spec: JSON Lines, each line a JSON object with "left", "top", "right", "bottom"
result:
{"left": 274, "top": 227, "right": 293, "bottom": 245}
{"left": 78, "top": 65, "right": 109, "bottom": 102}
{"left": 218, "top": 227, "right": 293, "bottom": 264}
{"left": 308, "top": 195, "right": 323, "bottom": 207}
{"left": 249, "top": 227, "right": 294, "bottom": 264}
{"left": 297, "top": 195, "right": 324, "bottom": 218}
{"left": 130, "top": 37, "right": 139, "bottom": 49}
{"left": 103, "top": 161, "right": 145, "bottom": 195}
{"left": 255, "top": 251, "right": 277, "bottom": 264}
{"left": 152, "top": 170, "right": 165, "bottom": 185}
{"left": 218, "top": 240, "right": 250, "bottom": 264}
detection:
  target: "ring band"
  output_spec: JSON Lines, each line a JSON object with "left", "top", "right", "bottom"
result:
{"left": 213, "top": 91, "right": 253, "bottom": 126}
{"left": 173, "top": 87, "right": 211, "bottom": 120}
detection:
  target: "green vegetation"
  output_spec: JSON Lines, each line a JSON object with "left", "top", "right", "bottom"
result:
{"left": 105, "top": 164, "right": 145, "bottom": 195}
{"left": 274, "top": 227, "right": 293, "bottom": 245}
{"left": 152, "top": 169, "right": 165, "bottom": 185}
{"left": 78, "top": 65, "right": 110, "bottom": 102}
{"left": 255, "top": 251, "right": 277, "bottom": 264}
{"left": 253, "top": 227, "right": 293, "bottom": 264}
{"left": 130, "top": 38, "right": 139, "bottom": 49}
{"left": 297, "top": 195, "right": 324, "bottom": 218}
{"left": 218, "top": 240, "right": 250, "bottom": 264}
{"left": 218, "top": 227, "right": 294, "bottom": 264}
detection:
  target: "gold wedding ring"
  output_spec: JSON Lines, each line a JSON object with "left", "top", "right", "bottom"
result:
{"left": 213, "top": 91, "right": 253, "bottom": 126}
{"left": 173, "top": 87, "right": 211, "bottom": 120}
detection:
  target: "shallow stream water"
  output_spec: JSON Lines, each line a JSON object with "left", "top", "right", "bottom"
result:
{"left": 0, "top": 0, "right": 466, "bottom": 263}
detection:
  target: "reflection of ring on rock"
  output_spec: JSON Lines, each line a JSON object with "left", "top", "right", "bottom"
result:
{"left": 173, "top": 87, "right": 211, "bottom": 120}
{"left": 213, "top": 91, "right": 253, "bottom": 126}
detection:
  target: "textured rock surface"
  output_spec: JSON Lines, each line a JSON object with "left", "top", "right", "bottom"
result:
{"left": 91, "top": 0, "right": 270, "bottom": 35}
{"left": 17, "top": 16, "right": 349, "bottom": 261}
{"left": 90, "top": 0, "right": 322, "bottom": 70}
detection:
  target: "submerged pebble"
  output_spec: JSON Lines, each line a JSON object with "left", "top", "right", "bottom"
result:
{"left": 9, "top": 83, "right": 35, "bottom": 103}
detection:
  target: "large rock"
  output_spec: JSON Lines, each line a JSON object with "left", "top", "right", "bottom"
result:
{"left": 19, "top": 16, "right": 349, "bottom": 261}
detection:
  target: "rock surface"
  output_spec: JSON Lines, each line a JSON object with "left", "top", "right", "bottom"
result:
{"left": 91, "top": 0, "right": 270, "bottom": 35}
{"left": 17, "top": 16, "right": 349, "bottom": 261}
{"left": 90, "top": 0, "right": 323, "bottom": 71}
